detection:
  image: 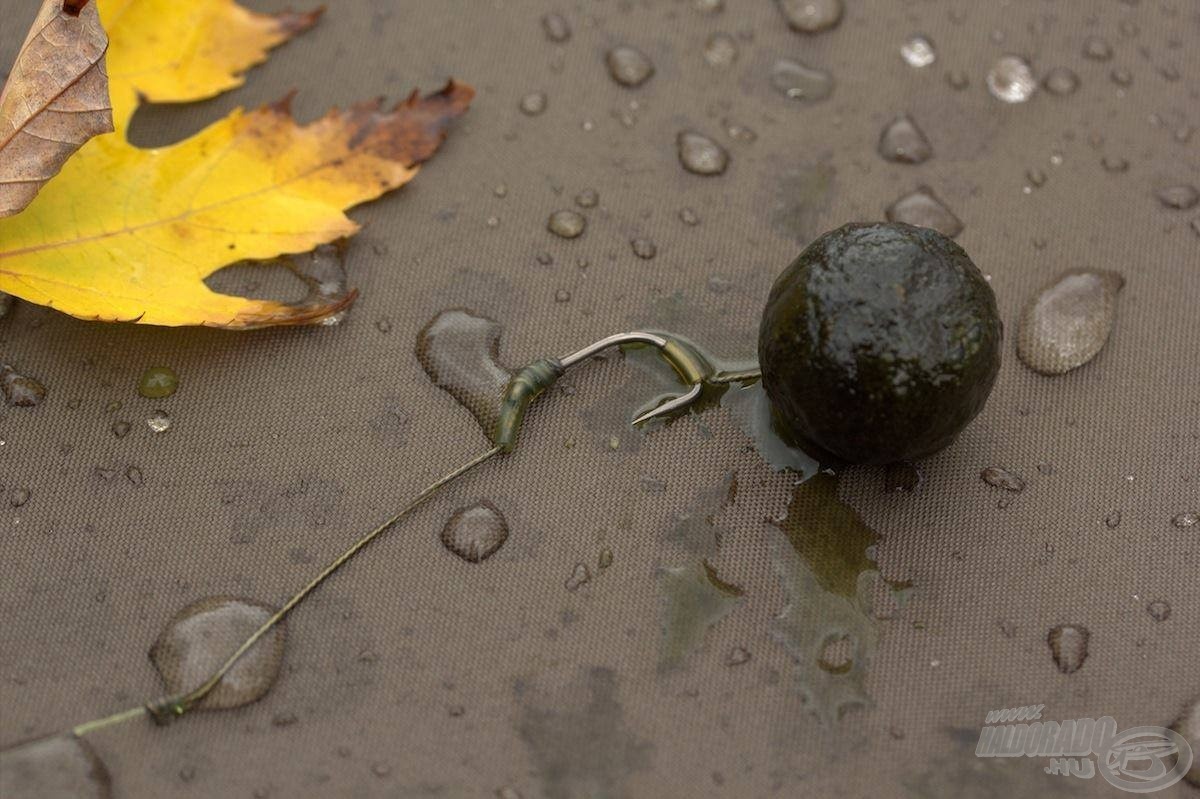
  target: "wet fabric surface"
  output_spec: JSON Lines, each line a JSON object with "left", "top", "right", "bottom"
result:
{"left": 1, "top": 0, "right": 1198, "bottom": 797}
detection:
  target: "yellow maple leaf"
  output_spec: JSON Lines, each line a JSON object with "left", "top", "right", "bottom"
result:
{"left": 0, "top": 0, "right": 473, "bottom": 327}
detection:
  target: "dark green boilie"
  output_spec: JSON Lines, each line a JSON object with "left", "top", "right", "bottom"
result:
{"left": 758, "top": 222, "right": 1001, "bottom": 465}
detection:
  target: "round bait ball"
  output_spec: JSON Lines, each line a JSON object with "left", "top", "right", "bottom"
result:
{"left": 758, "top": 222, "right": 1001, "bottom": 464}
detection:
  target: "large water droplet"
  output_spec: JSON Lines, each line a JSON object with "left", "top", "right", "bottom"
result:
{"left": 878, "top": 115, "right": 933, "bottom": 164}
{"left": 1047, "top": 624, "right": 1089, "bottom": 674}
{"left": 1, "top": 363, "right": 46, "bottom": 407}
{"left": 900, "top": 34, "right": 937, "bottom": 68}
{"left": 769, "top": 58, "right": 834, "bottom": 102}
{"left": 885, "top": 186, "right": 963, "bottom": 237}
{"left": 1156, "top": 184, "right": 1199, "bottom": 210}
{"left": 1017, "top": 270, "right": 1124, "bottom": 375}
{"left": 440, "top": 501, "right": 509, "bottom": 563}
{"left": 0, "top": 735, "right": 111, "bottom": 799}
{"left": 416, "top": 309, "right": 512, "bottom": 436}
{"left": 986, "top": 56, "right": 1037, "bottom": 103}
{"left": 606, "top": 46, "right": 655, "bottom": 87}
{"left": 150, "top": 596, "right": 286, "bottom": 710}
{"left": 676, "top": 131, "right": 729, "bottom": 175}
{"left": 547, "top": 209, "right": 586, "bottom": 239}
{"left": 138, "top": 366, "right": 178, "bottom": 399}
{"left": 776, "top": 0, "right": 842, "bottom": 33}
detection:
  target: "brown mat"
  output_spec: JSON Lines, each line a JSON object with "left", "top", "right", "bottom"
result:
{"left": 2, "top": 0, "right": 1198, "bottom": 796}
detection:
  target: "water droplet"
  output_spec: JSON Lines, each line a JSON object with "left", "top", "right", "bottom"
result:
{"left": 1043, "top": 67, "right": 1080, "bottom": 96}
{"left": 147, "top": 410, "right": 172, "bottom": 434}
{"left": 630, "top": 238, "right": 658, "bottom": 259}
{"left": 125, "top": 466, "right": 144, "bottom": 487}
{"left": 900, "top": 34, "right": 937, "bottom": 68}
{"left": 703, "top": 33, "right": 738, "bottom": 68}
{"left": 660, "top": 561, "right": 744, "bottom": 670}
{"left": 371, "top": 762, "right": 392, "bottom": 778}
{"left": 1172, "top": 512, "right": 1198, "bottom": 529}
{"left": 1026, "top": 168, "right": 1047, "bottom": 187}
{"left": 694, "top": 0, "right": 723, "bottom": 12}
{"left": 1017, "top": 270, "right": 1124, "bottom": 375}
{"left": 1104, "top": 510, "right": 1122, "bottom": 529}
{"left": 981, "top": 467, "right": 1026, "bottom": 492}
{"left": 1147, "top": 600, "right": 1171, "bottom": 622}
{"left": 574, "top": 188, "right": 599, "bottom": 208}
{"left": 884, "top": 462, "right": 922, "bottom": 493}
{"left": 492, "top": 183, "right": 508, "bottom": 198}
{"left": 1101, "top": 155, "right": 1130, "bottom": 173}
{"left": 726, "top": 646, "right": 751, "bottom": 666}
{"left": 496, "top": 788, "right": 523, "bottom": 799}
{"left": 150, "top": 596, "right": 286, "bottom": 709}
{"left": 706, "top": 275, "right": 733, "bottom": 294}
{"left": 565, "top": 562, "right": 592, "bottom": 591}
{"left": 0, "top": 734, "right": 112, "bottom": 799}
{"left": 1082, "top": 35, "right": 1113, "bottom": 61}
{"left": 440, "top": 501, "right": 509, "bottom": 563}
{"left": 554, "top": 289, "right": 571, "bottom": 303}
{"left": 110, "top": 420, "right": 131, "bottom": 438}
{"left": 137, "top": 366, "right": 178, "bottom": 399}
{"left": 679, "top": 207, "right": 701, "bottom": 226}
{"left": 676, "top": 131, "right": 729, "bottom": 176}
{"left": 547, "top": 209, "right": 586, "bottom": 239}
{"left": 1110, "top": 67, "right": 1133, "bottom": 87}
{"left": 986, "top": 55, "right": 1037, "bottom": 103}
{"left": 1156, "top": 184, "right": 1199, "bottom": 210}
{"left": 945, "top": 70, "right": 969, "bottom": 90}
{"left": 1, "top": 363, "right": 46, "bottom": 407}
{"left": 486, "top": 216, "right": 500, "bottom": 228}
{"left": 541, "top": 12, "right": 571, "bottom": 42}
{"left": 877, "top": 115, "right": 932, "bottom": 164}
{"left": 1047, "top": 624, "right": 1089, "bottom": 674}
{"left": 598, "top": 547, "right": 614, "bottom": 570}
{"left": 770, "top": 58, "right": 835, "bottom": 102}
{"left": 9, "top": 487, "right": 30, "bottom": 507}
{"left": 416, "top": 309, "right": 512, "bottom": 436}
{"left": 885, "top": 186, "right": 963, "bottom": 237}
{"left": 776, "top": 0, "right": 842, "bottom": 33}
{"left": 723, "top": 119, "right": 757, "bottom": 142}
{"left": 606, "top": 46, "right": 655, "bottom": 87}
{"left": 518, "top": 91, "right": 547, "bottom": 116}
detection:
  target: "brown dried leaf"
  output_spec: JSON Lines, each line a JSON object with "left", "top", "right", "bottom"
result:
{"left": 0, "top": 0, "right": 113, "bottom": 218}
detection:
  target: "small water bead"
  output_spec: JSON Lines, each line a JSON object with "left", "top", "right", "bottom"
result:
{"left": 440, "top": 501, "right": 509, "bottom": 563}
{"left": 679, "top": 207, "right": 700, "bottom": 226}
{"left": 486, "top": 216, "right": 500, "bottom": 228}
{"left": 606, "top": 46, "right": 655, "bottom": 87}
{"left": 630, "top": 238, "right": 658, "bottom": 259}
{"left": 694, "top": 0, "right": 723, "bottom": 12}
{"left": 885, "top": 186, "right": 963, "bottom": 238}
{"left": 1110, "top": 68, "right": 1133, "bottom": 87}
{"left": 723, "top": 119, "right": 757, "bottom": 143}
{"left": 1101, "top": 155, "right": 1130, "bottom": 173}
{"left": 565, "top": 563, "right": 592, "bottom": 591}
{"left": 703, "top": 33, "right": 738, "bottom": 68}
{"left": 137, "top": 366, "right": 178, "bottom": 399}
{"left": 375, "top": 317, "right": 393, "bottom": 334}
{"left": 1, "top": 363, "right": 46, "bottom": 407}
{"left": 547, "top": 209, "right": 586, "bottom": 239}
{"left": 877, "top": 115, "right": 932, "bottom": 164}
{"left": 1172, "top": 512, "right": 1198, "bottom": 529}
{"left": 535, "top": 251, "right": 554, "bottom": 266}
{"left": 496, "top": 788, "right": 523, "bottom": 799}
{"left": 150, "top": 596, "right": 286, "bottom": 710}
{"left": 125, "top": 466, "right": 144, "bottom": 487}
{"left": 1156, "top": 185, "right": 1199, "bottom": 210}
{"left": 981, "top": 467, "right": 1026, "bottom": 492}
{"left": 706, "top": 275, "right": 733, "bottom": 294}
{"left": 1082, "top": 35, "right": 1113, "bottom": 61}
{"left": 776, "top": 0, "right": 842, "bottom": 33}
{"left": 676, "top": 131, "right": 729, "bottom": 176}
{"left": 1026, "top": 168, "right": 1047, "bottom": 187}
{"left": 1043, "top": 67, "right": 1080, "bottom": 96}
{"left": 1147, "top": 601, "right": 1171, "bottom": 622}
{"left": 492, "top": 184, "right": 508, "bottom": 198}
{"left": 1047, "top": 624, "right": 1089, "bottom": 674}
{"left": 900, "top": 34, "right": 936, "bottom": 68}
{"left": 147, "top": 410, "right": 172, "bottom": 434}
{"left": 518, "top": 91, "right": 547, "bottom": 116}
{"left": 554, "top": 289, "right": 572, "bottom": 303}
{"left": 1104, "top": 510, "right": 1122, "bottom": 529}
{"left": 945, "top": 70, "right": 969, "bottom": 90}
{"left": 541, "top": 12, "right": 571, "bottom": 42}
{"left": 9, "top": 487, "right": 30, "bottom": 507}
{"left": 726, "top": 646, "right": 751, "bottom": 666}
{"left": 770, "top": 58, "right": 834, "bottom": 102}
{"left": 574, "top": 188, "right": 599, "bottom": 208}
{"left": 986, "top": 56, "right": 1037, "bottom": 103}
{"left": 371, "top": 763, "right": 392, "bottom": 778}
{"left": 1017, "top": 270, "right": 1124, "bottom": 375}
{"left": 598, "top": 547, "right": 614, "bottom": 570}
